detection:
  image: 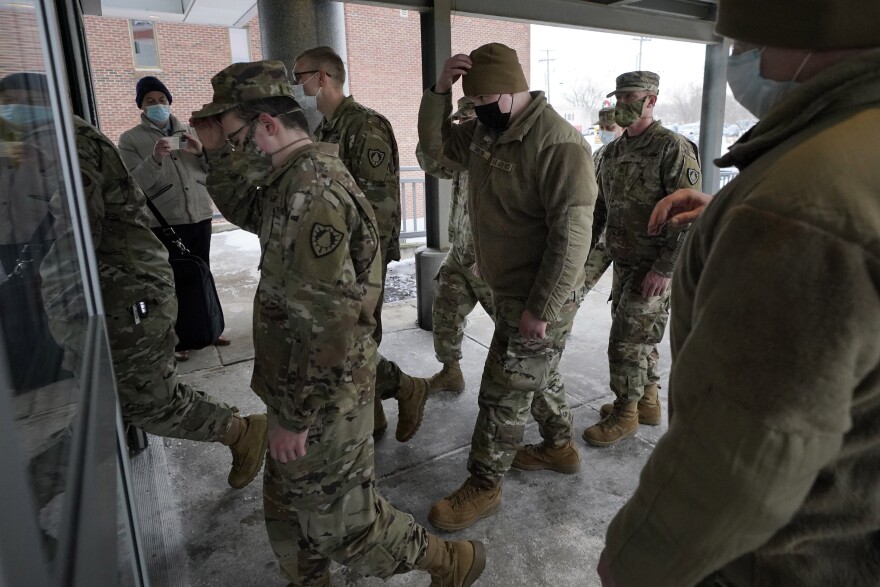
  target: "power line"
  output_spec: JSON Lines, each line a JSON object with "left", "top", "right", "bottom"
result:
{"left": 539, "top": 49, "right": 556, "bottom": 102}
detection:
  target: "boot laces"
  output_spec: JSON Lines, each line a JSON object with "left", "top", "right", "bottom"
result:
{"left": 448, "top": 479, "right": 481, "bottom": 509}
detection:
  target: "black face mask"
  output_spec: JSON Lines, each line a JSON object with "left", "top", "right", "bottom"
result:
{"left": 474, "top": 97, "right": 511, "bottom": 131}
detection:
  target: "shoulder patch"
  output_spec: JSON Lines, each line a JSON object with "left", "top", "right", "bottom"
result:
{"left": 687, "top": 168, "right": 699, "bottom": 186}
{"left": 310, "top": 222, "right": 344, "bottom": 257}
{"left": 367, "top": 148, "right": 386, "bottom": 168}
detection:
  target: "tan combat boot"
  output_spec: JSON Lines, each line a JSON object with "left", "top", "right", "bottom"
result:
{"left": 429, "top": 361, "right": 466, "bottom": 393}
{"left": 428, "top": 477, "right": 502, "bottom": 531}
{"left": 599, "top": 384, "right": 662, "bottom": 426}
{"left": 396, "top": 372, "right": 430, "bottom": 442}
{"left": 417, "top": 533, "right": 486, "bottom": 587}
{"left": 511, "top": 440, "right": 581, "bottom": 474}
{"left": 221, "top": 413, "right": 268, "bottom": 489}
{"left": 373, "top": 398, "right": 388, "bottom": 440}
{"left": 582, "top": 402, "right": 638, "bottom": 448}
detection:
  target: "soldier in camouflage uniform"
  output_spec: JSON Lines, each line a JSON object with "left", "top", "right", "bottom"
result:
{"left": 419, "top": 44, "right": 596, "bottom": 532}
{"left": 35, "top": 105, "right": 267, "bottom": 489}
{"left": 292, "top": 46, "right": 430, "bottom": 443}
{"left": 190, "top": 60, "right": 485, "bottom": 587}
{"left": 578, "top": 106, "right": 622, "bottom": 303}
{"left": 415, "top": 97, "right": 495, "bottom": 393}
{"left": 582, "top": 71, "right": 701, "bottom": 448}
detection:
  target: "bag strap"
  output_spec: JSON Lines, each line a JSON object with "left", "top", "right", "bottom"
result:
{"left": 8, "top": 211, "right": 55, "bottom": 279}
{"left": 144, "top": 197, "right": 190, "bottom": 256}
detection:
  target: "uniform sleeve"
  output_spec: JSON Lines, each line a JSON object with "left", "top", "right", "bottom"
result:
{"left": 604, "top": 206, "right": 876, "bottom": 586}
{"left": 652, "top": 140, "right": 701, "bottom": 276}
{"left": 274, "top": 191, "right": 368, "bottom": 432}
{"left": 418, "top": 88, "right": 474, "bottom": 168}
{"left": 204, "top": 146, "right": 267, "bottom": 234}
{"left": 416, "top": 142, "right": 456, "bottom": 180}
{"left": 591, "top": 151, "right": 608, "bottom": 251}
{"left": 118, "top": 131, "right": 163, "bottom": 194}
{"left": 528, "top": 142, "right": 597, "bottom": 321}
{"left": 345, "top": 117, "right": 399, "bottom": 256}
{"left": 76, "top": 133, "right": 108, "bottom": 247}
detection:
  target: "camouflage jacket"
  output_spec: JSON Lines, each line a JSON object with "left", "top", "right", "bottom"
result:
{"left": 595, "top": 120, "right": 700, "bottom": 277}
{"left": 41, "top": 117, "right": 176, "bottom": 366}
{"left": 415, "top": 142, "right": 475, "bottom": 267}
{"left": 205, "top": 142, "right": 382, "bottom": 432}
{"left": 419, "top": 89, "right": 596, "bottom": 322}
{"left": 316, "top": 95, "right": 401, "bottom": 263}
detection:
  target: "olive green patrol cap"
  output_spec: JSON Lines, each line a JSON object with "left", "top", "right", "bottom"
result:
{"left": 452, "top": 96, "right": 475, "bottom": 121}
{"left": 716, "top": 0, "right": 880, "bottom": 50}
{"left": 192, "top": 60, "right": 294, "bottom": 119}
{"left": 461, "top": 43, "right": 529, "bottom": 96}
{"left": 606, "top": 71, "right": 660, "bottom": 98}
{"left": 593, "top": 106, "right": 615, "bottom": 126}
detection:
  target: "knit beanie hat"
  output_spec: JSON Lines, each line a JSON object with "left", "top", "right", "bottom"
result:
{"left": 461, "top": 43, "right": 529, "bottom": 96}
{"left": 135, "top": 76, "right": 172, "bottom": 108}
{"left": 716, "top": 0, "right": 880, "bottom": 49}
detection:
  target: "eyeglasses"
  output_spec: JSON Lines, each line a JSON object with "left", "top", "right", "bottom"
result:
{"left": 292, "top": 70, "right": 327, "bottom": 84}
{"left": 225, "top": 118, "right": 256, "bottom": 151}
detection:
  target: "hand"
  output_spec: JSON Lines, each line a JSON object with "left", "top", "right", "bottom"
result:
{"left": 641, "top": 270, "right": 671, "bottom": 298}
{"left": 181, "top": 132, "right": 203, "bottom": 155}
{"left": 648, "top": 188, "right": 711, "bottom": 235}
{"left": 436, "top": 54, "right": 472, "bottom": 94}
{"left": 597, "top": 549, "right": 618, "bottom": 587}
{"left": 519, "top": 309, "right": 548, "bottom": 340}
{"left": 189, "top": 115, "right": 226, "bottom": 151}
{"left": 268, "top": 422, "right": 308, "bottom": 463}
{"left": 152, "top": 137, "right": 172, "bottom": 163}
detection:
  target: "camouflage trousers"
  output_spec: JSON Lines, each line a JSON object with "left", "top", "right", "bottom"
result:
{"left": 576, "top": 243, "right": 613, "bottom": 304}
{"left": 263, "top": 400, "right": 428, "bottom": 585}
{"left": 468, "top": 294, "right": 578, "bottom": 486}
{"left": 608, "top": 264, "right": 671, "bottom": 403}
{"left": 432, "top": 252, "right": 494, "bottom": 364}
{"left": 106, "top": 299, "right": 234, "bottom": 442}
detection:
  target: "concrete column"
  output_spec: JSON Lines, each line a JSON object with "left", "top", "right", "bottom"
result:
{"left": 698, "top": 38, "right": 730, "bottom": 194}
{"left": 257, "top": 0, "right": 347, "bottom": 66}
{"left": 415, "top": 0, "right": 453, "bottom": 331}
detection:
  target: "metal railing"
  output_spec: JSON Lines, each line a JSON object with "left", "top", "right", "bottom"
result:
{"left": 399, "top": 165, "right": 426, "bottom": 241}
{"left": 719, "top": 168, "right": 739, "bottom": 188}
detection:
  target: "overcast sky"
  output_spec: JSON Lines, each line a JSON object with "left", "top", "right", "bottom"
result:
{"left": 529, "top": 24, "right": 709, "bottom": 108}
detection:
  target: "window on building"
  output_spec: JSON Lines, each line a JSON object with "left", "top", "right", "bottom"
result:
{"left": 564, "top": 112, "right": 575, "bottom": 121}
{"left": 131, "top": 20, "right": 159, "bottom": 69}
{"left": 229, "top": 27, "right": 250, "bottom": 63}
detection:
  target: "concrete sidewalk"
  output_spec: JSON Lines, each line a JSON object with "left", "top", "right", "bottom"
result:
{"left": 141, "top": 229, "right": 670, "bottom": 587}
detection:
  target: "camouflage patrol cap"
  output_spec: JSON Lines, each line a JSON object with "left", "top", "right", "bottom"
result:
{"left": 606, "top": 71, "right": 660, "bottom": 98}
{"left": 593, "top": 106, "right": 615, "bottom": 126}
{"left": 192, "top": 60, "right": 294, "bottom": 119}
{"left": 451, "top": 96, "right": 475, "bottom": 121}
{"left": 716, "top": 0, "right": 880, "bottom": 49}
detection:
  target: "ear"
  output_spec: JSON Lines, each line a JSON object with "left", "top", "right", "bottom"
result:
{"left": 258, "top": 113, "right": 278, "bottom": 135}
{"left": 646, "top": 94, "right": 658, "bottom": 108}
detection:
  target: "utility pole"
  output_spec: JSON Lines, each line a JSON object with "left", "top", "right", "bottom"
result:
{"left": 631, "top": 36, "right": 651, "bottom": 69}
{"left": 539, "top": 49, "right": 555, "bottom": 102}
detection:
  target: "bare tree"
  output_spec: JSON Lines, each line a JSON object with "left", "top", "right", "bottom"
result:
{"left": 564, "top": 77, "right": 606, "bottom": 115}
{"left": 659, "top": 82, "right": 704, "bottom": 125}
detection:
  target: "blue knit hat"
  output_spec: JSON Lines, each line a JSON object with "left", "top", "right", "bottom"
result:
{"left": 135, "top": 76, "right": 172, "bottom": 108}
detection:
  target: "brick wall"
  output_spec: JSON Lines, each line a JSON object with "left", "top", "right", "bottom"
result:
{"left": 83, "top": 16, "right": 235, "bottom": 143}
{"left": 0, "top": 8, "right": 46, "bottom": 79}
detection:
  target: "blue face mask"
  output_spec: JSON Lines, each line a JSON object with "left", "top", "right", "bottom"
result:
{"left": 144, "top": 104, "right": 170, "bottom": 124}
{"left": 0, "top": 104, "right": 53, "bottom": 127}
{"left": 600, "top": 130, "right": 617, "bottom": 145}
{"left": 727, "top": 48, "right": 812, "bottom": 119}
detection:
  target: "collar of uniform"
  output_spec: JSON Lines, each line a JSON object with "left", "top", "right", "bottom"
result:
{"left": 497, "top": 91, "right": 547, "bottom": 144}
{"left": 264, "top": 141, "right": 338, "bottom": 184}
{"left": 618, "top": 119, "right": 662, "bottom": 151}
{"left": 326, "top": 94, "right": 357, "bottom": 126}
{"left": 718, "top": 48, "right": 880, "bottom": 171}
